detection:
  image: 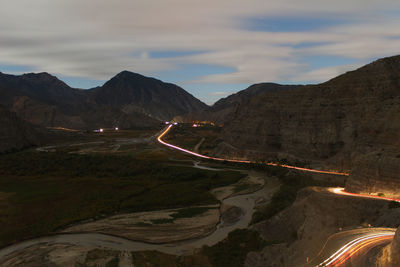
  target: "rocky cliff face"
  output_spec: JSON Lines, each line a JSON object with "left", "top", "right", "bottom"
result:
{"left": 218, "top": 56, "right": 400, "bottom": 175}
{"left": 0, "top": 71, "right": 206, "bottom": 129}
{"left": 376, "top": 226, "right": 400, "bottom": 267}
{"left": 246, "top": 187, "right": 398, "bottom": 267}
{"left": 346, "top": 152, "right": 400, "bottom": 198}
{"left": 177, "top": 83, "right": 299, "bottom": 124}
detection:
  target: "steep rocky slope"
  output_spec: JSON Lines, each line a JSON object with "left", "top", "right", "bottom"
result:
{"left": 217, "top": 56, "right": 400, "bottom": 174}
{"left": 89, "top": 71, "right": 207, "bottom": 121}
{"left": 245, "top": 187, "right": 399, "bottom": 267}
{"left": 177, "top": 83, "right": 299, "bottom": 124}
{"left": 377, "top": 226, "right": 400, "bottom": 267}
{"left": 0, "top": 105, "right": 44, "bottom": 153}
{"left": 345, "top": 152, "right": 400, "bottom": 198}
{"left": 0, "top": 71, "right": 206, "bottom": 129}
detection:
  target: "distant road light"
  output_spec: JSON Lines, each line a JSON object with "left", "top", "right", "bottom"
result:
{"left": 165, "top": 121, "right": 170, "bottom": 124}
{"left": 173, "top": 122, "right": 178, "bottom": 125}
{"left": 99, "top": 128, "right": 104, "bottom": 133}
{"left": 115, "top": 127, "right": 119, "bottom": 131}
{"left": 193, "top": 124, "right": 198, "bottom": 127}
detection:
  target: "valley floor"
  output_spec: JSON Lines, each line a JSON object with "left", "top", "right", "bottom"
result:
{"left": 1, "top": 125, "right": 399, "bottom": 267}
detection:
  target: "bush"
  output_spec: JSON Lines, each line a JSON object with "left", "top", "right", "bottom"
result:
{"left": 202, "top": 229, "right": 268, "bottom": 267}
{"left": 389, "top": 201, "right": 400, "bottom": 209}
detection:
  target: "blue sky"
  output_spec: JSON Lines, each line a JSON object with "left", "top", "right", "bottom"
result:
{"left": 1, "top": 0, "right": 400, "bottom": 104}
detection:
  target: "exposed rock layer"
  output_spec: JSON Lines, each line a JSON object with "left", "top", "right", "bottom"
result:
{"left": 217, "top": 56, "right": 400, "bottom": 194}
{"left": 346, "top": 152, "right": 400, "bottom": 198}
{"left": 220, "top": 56, "right": 400, "bottom": 168}
{"left": 246, "top": 187, "right": 399, "bottom": 267}
{"left": 377, "top": 226, "right": 400, "bottom": 267}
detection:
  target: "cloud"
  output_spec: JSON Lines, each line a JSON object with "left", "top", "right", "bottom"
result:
{"left": 209, "top": 91, "right": 232, "bottom": 96}
{"left": 293, "top": 64, "right": 362, "bottom": 83}
{"left": 1, "top": 0, "right": 400, "bottom": 95}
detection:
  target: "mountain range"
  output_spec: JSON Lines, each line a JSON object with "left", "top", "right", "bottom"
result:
{"left": 175, "top": 83, "right": 301, "bottom": 124}
{"left": 0, "top": 71, "right": 207, "bottom": 130}
{"left": 1, "top": 56, "right": 400, "bottom": 198}
{"left": 208, "top": 55, "right": 400, "bottom": 197}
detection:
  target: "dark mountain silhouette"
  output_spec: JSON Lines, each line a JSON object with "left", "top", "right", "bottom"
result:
{"left": 215, "top": 55, "right": 400, "bottom": 197}
{"left": 88, "top": 71, "right": 207, "bottom": 121}
{"left": 176, "top": 83, "right": 300, "bottom": 124}
{"left": 0, "top": 71, "right": 207, "bottom": 129}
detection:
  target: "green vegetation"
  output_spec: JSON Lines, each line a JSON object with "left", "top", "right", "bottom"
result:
{"left": 171, "top": 207, "right": 213, "bottom": 219}
{"left": 150, "top": 207, "right": 214, "bottom": 224}
{"left": 105, "top": 257, "right": 120, "bottom": 267}
{"left": 202, "top": 229, "right": 268, "bottom": 267}
{"left": 131, "top": 251, "right": 212, "bottom": 267}
{"left": 251, "top": 167, "right": 343, "bottom": 225}
{"left": 165, "top": 125, "right": 203, "bottom": 149}
{"left": 83, "top": 248, "right": 212, "bottom": 267}
{"left": 389, "top": 201, "right": 400, "bottom": 209}
{"left": 150, "top": 218, "right": 175, "bottom": 224}
{"left": 0, "top": 151, "right": 244, "bottom": 247}
{"left": 164, "top": 123, "right": 222, "bottom": 154}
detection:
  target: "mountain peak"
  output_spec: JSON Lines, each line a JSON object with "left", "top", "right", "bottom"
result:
{"left": 91, "top": 70, "right": 207, "bottom": 121}
{"left": 20, "top": 72, "right": 69, "bottom": 87}
{"left": 114, "top": 70, "right": 147, "bottom": 80}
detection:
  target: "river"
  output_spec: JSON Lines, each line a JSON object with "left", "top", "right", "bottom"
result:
{"left": 0, "top": 166, "right": 278, "bottom": 258}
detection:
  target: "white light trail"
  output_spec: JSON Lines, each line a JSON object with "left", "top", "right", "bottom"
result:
{"left": 332, "top": 188, "right": 400, "bottom": 203}
{"left": 317, "top": 232, "right": 395, "bottom": 266}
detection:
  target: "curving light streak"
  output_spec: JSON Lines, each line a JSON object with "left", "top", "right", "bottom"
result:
{"left": 332, "top": 188, "right": 400, "bottom": 203}
{"left": 334, "top": 236, "right": 393, "bottom": 266}
{"left": 265, "top": 163, "right": 349, "bottom": 176}
{"left": 46, "top": 126, "right": 80, "bottom": 132}
{"left": 157, "top": 125, "right": 251, "bottom": 163}
{"left": 317, "top": 232, "right": 394, "bottom": 266}
{"left": 157, "top": 124, "right": 349, "bottom": 175}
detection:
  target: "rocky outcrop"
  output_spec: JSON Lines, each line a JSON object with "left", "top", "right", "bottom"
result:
{"left": 217, "top": 55, "right": 400, "bottom": 176}
{"left": 346, "top": 152, "right": 400, "bottom": 198}
{"left": 376, "top": 226, "right": 400, "bottom": 267}
{"left": 245, "top": 187, "right": 398, "bottom": 267}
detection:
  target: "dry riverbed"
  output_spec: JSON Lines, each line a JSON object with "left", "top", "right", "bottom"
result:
{"left": 0, "top": 168, "right": 279, "bottom": 265}
{"left": 62, "top": 168, "right": 265, "bottom": 244}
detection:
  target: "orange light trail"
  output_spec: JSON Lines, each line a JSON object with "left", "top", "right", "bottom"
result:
{"left": 157, "top": 124, "right": 251, "bottom": 163}
{"left": 332, "top": 188, "right": 400, "bottom": 203}
{"left": 333, "top": 235, "right": 393, "bottom": 266}
{"left": 157, "top": 124, "right": 349, "bottom": 175}
{"left": 317, "top": 232, "right": 394, "bottom": 266}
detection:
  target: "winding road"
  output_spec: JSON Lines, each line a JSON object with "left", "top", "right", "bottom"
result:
{"left": 158, "top": 124, "right": 400, "bottom": 266}
{"left": 306, "top": 228, "right": 395, "bottom": 267}
{"left": 307, "top": 189, "right": 400, "bottom": 267}
{"left": 158, "top": 124, "right": 350, "bottom": 176}
{"left": 0, "top": 124, "right": 397, "bottom": 264}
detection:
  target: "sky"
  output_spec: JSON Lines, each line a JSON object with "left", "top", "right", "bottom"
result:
{"left": 1, "top": 1, "right": 400, "bottom": 104}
